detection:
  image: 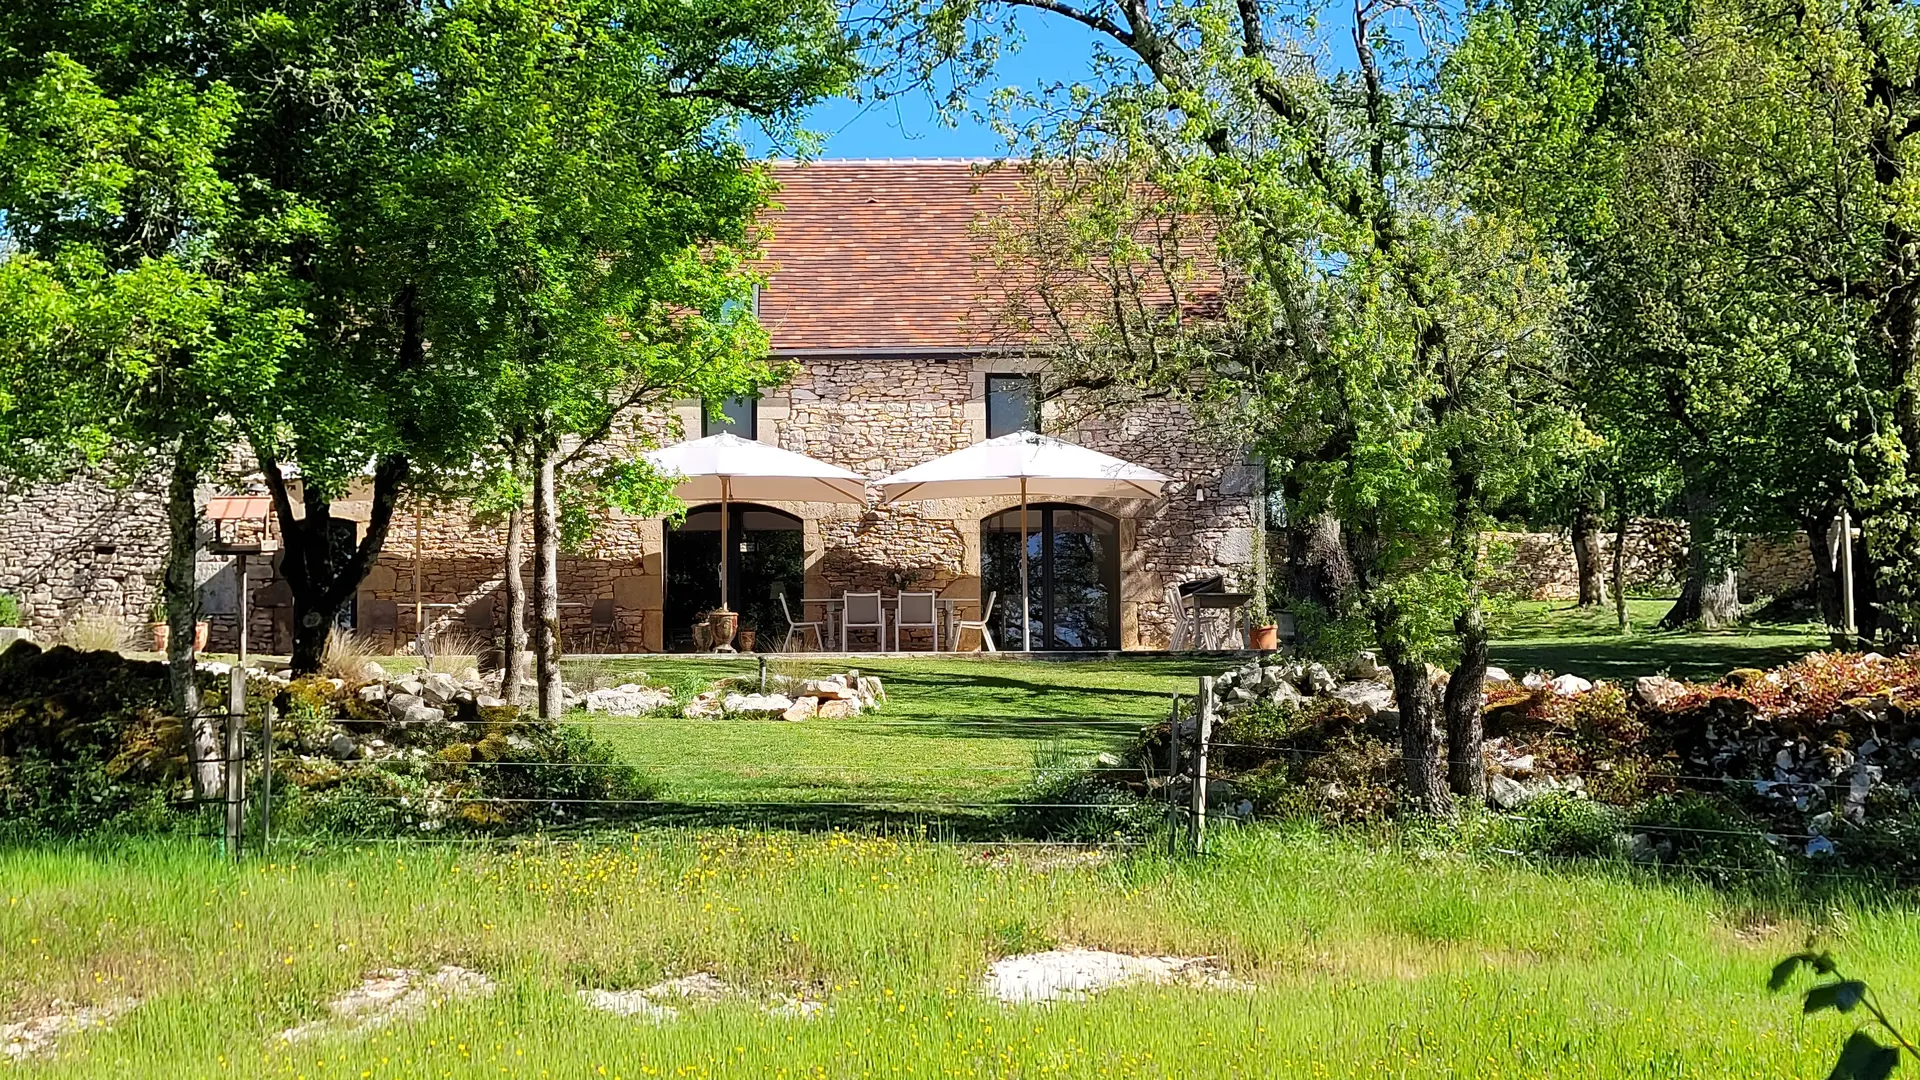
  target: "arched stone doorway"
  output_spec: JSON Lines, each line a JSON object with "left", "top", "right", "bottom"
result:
{"left": 981, "top": 504, "right": 1120, "bottom": 650}
{"left": 664, "top": 504, "right": 805, "bottom": 651}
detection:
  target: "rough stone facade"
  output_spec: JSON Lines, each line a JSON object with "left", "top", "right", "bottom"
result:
{"left": 0, "top": 471, "right": 169, "bottom": 638}
{"left": 0, "top": 351, "right": 1260, "bottom": 653}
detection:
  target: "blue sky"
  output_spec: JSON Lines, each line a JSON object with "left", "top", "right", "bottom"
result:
{"left": 793, "top": 4, "right": 1407, "bottom": 159}
{"left": 804, "top": 13, "right": 1105, "bottom": 158}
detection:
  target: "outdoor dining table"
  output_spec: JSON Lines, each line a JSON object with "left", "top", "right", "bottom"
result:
{"left": 1184, "top": 591, "right": 1253, "bottom": 650}
{"left": 803, "top": 596, "right": 969, "bottom": 651}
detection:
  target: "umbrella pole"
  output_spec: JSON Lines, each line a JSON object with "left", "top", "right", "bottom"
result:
{"left": 1020, "top": 477, "right": 1031, "bottom": 652}
{"left": 720, "top": 476, "right": 731, "bottom": 613}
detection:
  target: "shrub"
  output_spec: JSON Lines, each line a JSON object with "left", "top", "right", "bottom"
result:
{"left": 0, "top": 593, "right": 23, "bottom": 629}
{"left": 319, "top": 630, "right": 382, "bottom": 682}
{"left": 57, "top": 612, "right": 133, "bottom": 653}
{"left": 0, "top": 644, "right": 188, "bottom": 840}
{"left": 1008, "top": 745, "right": 1162, "bottom": 842}
{"left": 1505, "top": 790, "right": 1623, "bottom": 859}
{"left": 425, "top": 630, "right": 488, "bottom": 675}
{"left": 1628, "top": 792, "right": 1782, "bottom": 884}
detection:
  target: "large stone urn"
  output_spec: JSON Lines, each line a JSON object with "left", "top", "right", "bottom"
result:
{"left": 706, "top": 609, "right": 739, "bottom": 652}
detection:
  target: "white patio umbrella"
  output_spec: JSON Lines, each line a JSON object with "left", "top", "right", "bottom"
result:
{"left": 875, "top": 431, "right": 1171, "bottom": 651}
{"left": 643, "top": 432, "right": 868, "bottom": 611}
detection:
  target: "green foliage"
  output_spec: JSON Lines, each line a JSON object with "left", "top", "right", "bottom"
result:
{"left": 1008, "top": 744, "right": 1161, "bottom": 842}
{"left": 1504, "top": 791, "right": 1622, "bottom": 859}
{"left": 1772, "top": 953, "right": 1915, "bottom": 1080}
{"left": 0, "top": 594, "right": 22, "bottom": 629}
{"left": 0, "top": 643, "right": 188, "bottom": 840}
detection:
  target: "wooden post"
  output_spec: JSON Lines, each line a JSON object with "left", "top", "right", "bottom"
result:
{"left": 237, "top": 556, "right": 250, "bottom": 664}
{"left": 1841, "top": 507, "right": 1857, "bottom": 641}
{"left": 224, "top": 666, "right": 247, "bottom": 861}
{"left": 1166, "top": 694, "right": 1182, "bottom": 857}
{"left": 1190, "top": 676, "right": 1213, "bottom": 854}
{"left": 260, "top": 700, "right": 274, "bottom": 853}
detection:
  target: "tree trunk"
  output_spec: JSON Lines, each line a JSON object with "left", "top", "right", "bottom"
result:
{"left": 531, "top": 450, "right": 564, "bottom": 719}
{"left": 1444, "top": 606, "right": 1487, "bottom": 802}
{"left": 260, "top": 452, "right": 411, "bottom": 674}
{"left": 502, "top": 501, "right": 529, "bottom": 706}
{"left": 1572, "top": 496, "right": 1608, "bottom": 608}
{"left": 1660, "top": 487, "right": 1741, "bottom": 630}
{"left": 1385, "top": 650, "right": 1450, "bottom": 816}
{"left": 165, "top": 446, "right": 219, "bottom": 800}
{"left": 1804, "top": 508, "right": 1844, "bottom": 630}
{"left": 1613, "top": 499, "right": 1631, "bottom": 633}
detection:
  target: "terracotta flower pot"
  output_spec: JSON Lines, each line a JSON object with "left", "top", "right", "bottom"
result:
{"left": 151, "top": 621, "right": 213, "bottom": 653}
{"left": 706, "top": 609, "right": 739, "bottom": 651}
{"left": 738, "top": 629, "right": 757, "bottom": 652}
{"left": 1250, "top": 623, "right": 1279, "bottom": 651}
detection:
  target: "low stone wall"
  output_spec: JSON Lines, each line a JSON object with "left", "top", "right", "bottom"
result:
{"left": 1481, "top": 523, "right": 1814, "bottom": 601}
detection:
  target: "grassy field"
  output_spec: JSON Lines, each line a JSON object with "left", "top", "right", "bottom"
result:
{"left": 3, "top": 826, "right": 1912, "bottom": 1079}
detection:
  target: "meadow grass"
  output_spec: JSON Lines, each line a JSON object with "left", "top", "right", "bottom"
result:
{"left": 1, "top": 825, "right": 1910, "bottom": 1078}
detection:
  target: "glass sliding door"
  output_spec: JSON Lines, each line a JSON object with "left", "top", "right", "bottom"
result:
{"left": 981, "top": 504, "right": 1119, "bottom": 650}
{"left": 665, "top": 504, "right": 804, "bottom": 651}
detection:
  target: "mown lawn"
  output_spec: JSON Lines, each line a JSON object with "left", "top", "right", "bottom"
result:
{"left": 559, "top": 656, "right": 1215, "bottom": 813}
{"left": 1487, "top": 598, "right": 1829, "bottom": 683}
{"left": 1, "top": 827, "right": 1908, "bottom": 1078}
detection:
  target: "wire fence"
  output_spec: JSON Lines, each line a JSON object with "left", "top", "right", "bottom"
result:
{"left": 170, "top": 668, "right": 1920, "bottom": 892}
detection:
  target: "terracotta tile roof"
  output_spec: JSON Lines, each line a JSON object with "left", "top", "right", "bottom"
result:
{"left": 757, "top": 160, "right": 1019, "bottom": 352}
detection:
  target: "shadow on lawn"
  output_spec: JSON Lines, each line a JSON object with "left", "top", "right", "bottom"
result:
{"left": 1490, "top": 636, "right": 1823, "bottom": 684}
{"left": 573, "top": 801, "right": 1123, "bottom": 842}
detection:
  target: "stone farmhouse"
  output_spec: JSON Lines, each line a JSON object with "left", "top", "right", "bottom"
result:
{"left": 0, "top": 160, "right": 1266, "bottom": 654}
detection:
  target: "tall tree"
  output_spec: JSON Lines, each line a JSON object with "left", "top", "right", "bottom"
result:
{"left": 0, "top": 36, "right": 302, "bottom": 795}
{"left": 1447, "top": 0, "right": 1887, "bottom": 634}
{"left": 934, "top": 0, "right": 1576, "bottom": 812}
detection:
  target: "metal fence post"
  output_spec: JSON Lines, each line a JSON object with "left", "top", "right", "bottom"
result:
{"left": 1190, "top": 675, "right": 1213, "bottom": 855}
{"left": 224, "top": 666, "right": 246, "bottom": 861}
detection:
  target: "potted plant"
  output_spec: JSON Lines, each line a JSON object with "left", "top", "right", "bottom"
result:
{"left": 706, "top": 607, "right": 739, "bottom": 651}
{"left": 1245, "top": 533, "right": 1279, "bottom": 651}
{"left": 148, "top": 594, "right": 210, "bottom": 652}
{"left": 737, "top": 624, "right": 757, "bottom": 652}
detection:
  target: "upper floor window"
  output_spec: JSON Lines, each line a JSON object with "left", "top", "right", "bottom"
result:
{"left": 704, "top": 395, "right": 758, "bottom": 439}
{"left": 986, "top": 374, "right": 1037, "bottom": 438}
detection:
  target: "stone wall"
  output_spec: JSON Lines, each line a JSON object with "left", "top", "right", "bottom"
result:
{"left": 0, "top": 354, "right": 1265, "bottom": 654}
{"left": 0, "top": 471, "right": 169, "bottom": 640}
{"left": 1480, "top": 522, "right": 1814, "bottom": 601}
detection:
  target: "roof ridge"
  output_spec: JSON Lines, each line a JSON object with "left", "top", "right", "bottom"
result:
{"left": 767, "top": 157, "right": 1013, "bottom": 165}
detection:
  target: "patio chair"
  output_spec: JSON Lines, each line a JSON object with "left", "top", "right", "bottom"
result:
{"left": 841, "top": 591, "right": 884, "bottom": 652}
{"left": 779, "top": 593, "right": 825, "bottom": 652}
{"left": 586, "top": 597, "right": 617, "bottom": 653}
{"left": 363, "top": 597, "right": 399, "bottom": 653}
{"left": 953, "top": 591, "right": 998, "bottom": 653}
{"left": 463, "top": 596, "right": 497, "bottom": 637}
{"left": 892, "top": 591, "right": 940, "bottom": 652}
{"left": 1163, "top": 585, "right": 1193, "bottom": 651}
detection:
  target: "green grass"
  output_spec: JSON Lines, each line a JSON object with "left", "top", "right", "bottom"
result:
{"left": 0, "top": 826, "right": 1907, "bottom": 1078}
{"left": 1487, "top": 598, "right": 1829, "bottom": 683}
{"left": 554, "top": 656, "right": 1215, "bottom": 824}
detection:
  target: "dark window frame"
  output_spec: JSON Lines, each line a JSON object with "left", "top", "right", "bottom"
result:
{"left": 986, "top": 374, "right": 1037, "bottom": 438}
{"left": 703, "top": 394, "right": 758, "bottom": 439}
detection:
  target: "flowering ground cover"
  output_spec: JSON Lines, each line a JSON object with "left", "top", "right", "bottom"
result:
{"left": 3, "top": 826, "right": 1912, "bottom": 1078}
